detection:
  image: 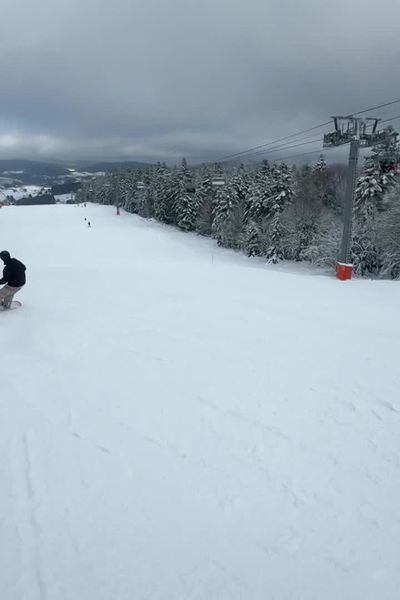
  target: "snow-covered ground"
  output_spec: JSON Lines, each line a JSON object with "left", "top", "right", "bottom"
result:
{"left": 1, "top": 204, "right": 400, "bottom": 600}
{"left": 0, "top": 185, "right": 49, "bottom": 201}
{"left": 67, "top": 168, "right": 106, "bottom": 177}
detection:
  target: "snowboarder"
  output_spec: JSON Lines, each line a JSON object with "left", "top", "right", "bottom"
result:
{"left": 0, "top": 251, "right": 26, "bottom": 309}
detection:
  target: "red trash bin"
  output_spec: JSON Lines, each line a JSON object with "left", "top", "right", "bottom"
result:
{"left": 336, "top": 262, "right": 353, "bottom": 280}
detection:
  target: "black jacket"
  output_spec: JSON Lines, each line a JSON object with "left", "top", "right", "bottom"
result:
{"left": 0, "top": 258, "right": 26, "bottom": 287}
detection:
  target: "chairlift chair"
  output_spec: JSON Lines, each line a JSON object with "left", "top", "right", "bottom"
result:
{"left": 211, "top": 175, "right": 225, "bottom": 186}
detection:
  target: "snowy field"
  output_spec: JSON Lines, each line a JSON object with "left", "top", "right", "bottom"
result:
{"left": 1, "top": 204, "right": 400, "bottom": 600}
{"left": 0, "top": 185, "right": 49, "bottom": 201}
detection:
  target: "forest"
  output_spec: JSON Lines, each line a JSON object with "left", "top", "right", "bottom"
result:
{"left": 77, "top": 133, "right": 400, "bottom": 279}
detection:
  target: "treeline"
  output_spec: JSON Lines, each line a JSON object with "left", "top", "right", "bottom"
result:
{"left": 76, "top": 147, "right": 400, "bottom": 278}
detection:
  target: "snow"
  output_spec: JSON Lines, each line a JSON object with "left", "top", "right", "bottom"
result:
{"left": 65, "top": 170, "right": 104, "bottom": 178}
{"left": 0, "top": 185, "right": 49, "bottom": 200}
{"left": 1, "top": 203, "right": 400, "bottom": 600}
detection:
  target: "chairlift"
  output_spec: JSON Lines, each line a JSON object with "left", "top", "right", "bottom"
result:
{"left": 379, "top": 159, "right": 398, "bottom": 173}
{"left": 379, "top": 147, "right": 400, "bottom": 172}
{"left": 212, "top": 175, "right": 225, "bottom": 187}
{"left": 323, "top": 116, "right": 357, "bottom": 147}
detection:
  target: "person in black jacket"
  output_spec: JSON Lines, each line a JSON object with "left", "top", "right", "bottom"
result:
{"left": 0, "top": 251, "right": 26, "bottom": 308}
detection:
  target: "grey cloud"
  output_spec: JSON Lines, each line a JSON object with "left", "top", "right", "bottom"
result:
{"left": 0, "top": 0, "right": 399, "bottom": 162}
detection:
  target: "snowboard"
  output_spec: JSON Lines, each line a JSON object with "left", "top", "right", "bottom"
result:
{"left": 0, "top": 300, "right": 22, "bottom": 311}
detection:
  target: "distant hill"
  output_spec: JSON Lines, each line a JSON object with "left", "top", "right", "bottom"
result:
{"left": 0, "top": 158, "right": 150, "bottom": 186}
{"left": 0, "top": 159, "right": 70, "bottom": 178}
{"left": 77, "top": 160, "right": 150, "bottom": 173}
{"left": 51, "top": 181, "right": 82, "bottom": 196}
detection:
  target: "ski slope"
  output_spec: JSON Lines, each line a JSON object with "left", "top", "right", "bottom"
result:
{"left": 1, "top": 204, "right": 400, "bottom": 600}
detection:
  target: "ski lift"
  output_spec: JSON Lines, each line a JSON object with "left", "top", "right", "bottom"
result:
{"left": 323, "top": 116, "right": 357, "bottom": 147}
{"left": 136, "top": 181, "right": 145, "bottom": 190}
{"left": 211, "top": 175, "right": 225, "bottom": 187}
{"left": 379, "top": 159, "right": 398, "bottom": 173}
{"left": 359, "top": 118, "right": 391, "bottom": 146}
{"left": 379, "top": 148, "right": 400, "bottom": 173}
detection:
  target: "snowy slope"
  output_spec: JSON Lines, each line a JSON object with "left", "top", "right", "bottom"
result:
{"left": 1, "top": 204, "right": 400, "bottom": 600}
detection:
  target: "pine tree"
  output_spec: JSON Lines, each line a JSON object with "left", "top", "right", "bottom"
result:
{"left": 148, "top": 164, "right": 169, "bottom": 222}
{"left": 314, "top": 154, "right": 327, "bottom": 173}
{"left": 212, "top": 185, "right": 234, "bottom": 246}
{"left": 243, "top": 221, "right": 262, "bottom": 256}
{"left": 175, "top": 159, "right": 198, "bottom": 231}
{"left": 177, "top": 192, "right": 198, "bottom": 231}
{"left": 312, "top": 154, "right": 338, "bottom": 210}
{"left": 211, "top": 167, "right": 247, "bottom": 248}
{"left": 352, "top": 128, "right": 399, "bottom": 275}
{"left": 264, "top": 162, "right": 293, "bottom": 262}
{"left": 245, "top": 161, "right": 272, "bottom": 223}
{"left": 122, "top": 170, "right": 140, "bottom": 213}
{"left": 194, "top": 167, "right": 215, "bottom": 236}
{"left": 287, "top": 165, "right": 319, "bottom": 260}
{"left": 352, "top": 165, "right": 382, "bottom": 275}
{"left": 376, "top": 183, "right": 400, "bottom": 278}
{"left": 156, "top": 167, "right": 179, "bottom": 224}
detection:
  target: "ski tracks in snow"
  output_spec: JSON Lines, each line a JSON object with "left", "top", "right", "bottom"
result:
{"left": 10, "top": 432, "right": 47, "bottom": 600}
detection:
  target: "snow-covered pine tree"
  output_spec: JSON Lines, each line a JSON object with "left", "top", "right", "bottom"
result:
{"left": 285, "top": 165, "right": 321, "bottom": 260}
{"left": 177, "top": 194, "right": 198, "bottom": 230}
{"left": 312, "top": 154, "right": 337, "bottom": 210}
{"left": 352, "top": 128, "right": 399, "bottom": 275}
{"left": 212, "top": 166, "right": 247, "bottom": 248}
{"left": 212, "top": 184, "right": 234, "bottom": 247}
{"left": 157, "top": 166, "right": 180, "bottom": 224}
{"left": 244, "top": 160, "right": 272, "bottom": 224}
{"left": 352, "top": 163, "right": 382, "bottom": 275}
{"left": 127, "top": 169, "right": 143, "bottom": 215}
{"left": 264, "top": 162, "right": 293, "bottom": 262}
{"left": 146, "top": 164, "right": 169, "bottom": 222}
{"left": 242, "top": 221, "right": 262, "bottom": 256}
{"left": 132, "top": 169, "right": 151, "bottom": 218}
{"left": 314, "top": 154, "right": 326, "bottom": 173}
{"left": 175, "top": 159, "right": 198, "bottom": 231}
{"left": 122, "top": 169, "right": 140, "bottom": 213}
{"left": 227, "top": 165, "right": 248, "bottom": 248}
{"left": 376, "top": 182, "right": 400, "bottom": 278}
{"left": 194, "top": 166, "right": 216, "bottom": 236}
{"left": 95, "top": 176, "right": 113, "bottom": 206}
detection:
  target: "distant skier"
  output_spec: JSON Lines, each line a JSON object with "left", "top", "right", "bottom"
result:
{"left": 0, "top": 251, "right": 26, "bottom": 308}
{"left": 87, "top": 221, "right": 91, "bottom": 228}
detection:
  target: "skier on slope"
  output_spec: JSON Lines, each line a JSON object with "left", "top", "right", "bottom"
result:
{"left": 0, "top": 251, "right": 26, "bottom": 308}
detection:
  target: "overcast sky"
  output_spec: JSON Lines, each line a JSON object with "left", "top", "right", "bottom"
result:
{"left": 0, "top": 0, "right": 399, "bottom": 164}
